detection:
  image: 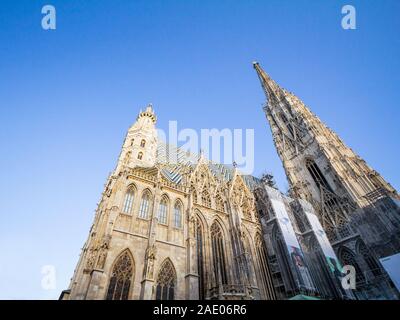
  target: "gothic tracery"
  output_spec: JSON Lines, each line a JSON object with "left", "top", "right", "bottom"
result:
{"left": 155, "top": 259, "right": 176, "bottom": 300}
{"left": 106, "top": 251, "right": 134, "bottom": 300}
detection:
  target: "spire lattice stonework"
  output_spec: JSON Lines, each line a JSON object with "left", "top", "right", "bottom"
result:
{"left": 253, "top": 62, "right": 398, "bottom": 237}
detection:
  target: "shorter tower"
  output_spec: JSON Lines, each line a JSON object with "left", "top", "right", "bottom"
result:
{"left": 115, "top": 104, "right": 158, "bottom": 172}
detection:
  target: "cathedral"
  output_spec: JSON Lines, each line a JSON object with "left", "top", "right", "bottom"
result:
{"left": 61, "top": 104, "right": 276, "bottom": 300}
{"left": 60, "top": 62, "right": 400, "bottom": 300}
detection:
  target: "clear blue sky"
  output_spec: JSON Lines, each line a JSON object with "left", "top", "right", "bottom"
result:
{"left": 0, "top": 0, "right": 399, "bottom": 299}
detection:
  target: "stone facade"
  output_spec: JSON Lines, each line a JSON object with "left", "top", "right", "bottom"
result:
{"left": 63, "top": 105, "right": 276, "bottom": 300}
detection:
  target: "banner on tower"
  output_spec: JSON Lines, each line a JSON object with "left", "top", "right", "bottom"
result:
{"left": 267, "top": 192, "right": 314, "bottom": 291}
{"left": 304, "top": 208, "right": 342, "bottom": 273}
{"left": 380, "top": 253, "right": 400, "bottom": 292}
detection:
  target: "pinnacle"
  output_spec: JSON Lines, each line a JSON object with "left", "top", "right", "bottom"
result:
{"left": 145, "top": 103, "right": 154, "bottom": 113}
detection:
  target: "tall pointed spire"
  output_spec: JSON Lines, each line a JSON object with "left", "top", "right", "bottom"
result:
{"left": 253, "top": 61, "right": 398, "bottom": 238}
{"left": 253, "top": 61, "right": 283, "bottom": 104}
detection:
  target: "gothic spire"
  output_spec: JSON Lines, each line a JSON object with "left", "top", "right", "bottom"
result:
{"left": 253, "top": 61, "right": 284, "bottom": 105}
{"left": 253, "top": 60, "right": 398, "bottom": 216}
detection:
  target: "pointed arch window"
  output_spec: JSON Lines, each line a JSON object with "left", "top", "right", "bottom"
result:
{"left": 196, "top": 218, "right": 206, "bottom": 299}
{"left": 357, "top": 241, "right": 381, "bottom": 277}
{"left": 210, "top": 222, "right": 228, "bottom": 285}
{"left": 202, "top": 189, "right": 211, "bottom": 208}
{"left": 339, "top": 247, "right": 365, "bottom": 283}
{"left": 155, "top": 260, "right": 176, "bottom": 300}
{"left": 106, "top": 251, "right": 133, "bottom": 300}
{"left": 173, "top": 201, "right": 182, "bottom": 228}
{"left": 122, "top": 186, "right": 135, "bottom": 214}
{"left": 157, "top": 196, "right": 168, "bottom": 225}
{"left": 138, "top": 191, "right": 151, "bottom": 219}
{"left": 305, "top": 159, "right": 333, "bottom": 192}
{"left": 138, "top": 152, "right": 143, "bottom": 160}
{"left": 130, "top": 139, "right": 134, "bottom": 146}
{"left": 141, "top": 139, "right": 146, "bottom": 148}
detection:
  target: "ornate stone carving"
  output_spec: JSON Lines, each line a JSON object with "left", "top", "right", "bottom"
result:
{"left": 96, "top": 237, "right": 110, "bottom": 269}
{"left": 144, "top": 244, "right": 157, "bottom": 279}
{"left": 85, "top": 246, "right": 98, "bottom": 270}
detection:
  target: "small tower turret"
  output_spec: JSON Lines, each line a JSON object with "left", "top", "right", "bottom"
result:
{"left": 115, "top": 104, "right": 158, "bottom": 172}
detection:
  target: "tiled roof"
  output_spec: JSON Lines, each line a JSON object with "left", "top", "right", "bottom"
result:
{"left": 155, "top": 141, "right": 250, "bottom": 186}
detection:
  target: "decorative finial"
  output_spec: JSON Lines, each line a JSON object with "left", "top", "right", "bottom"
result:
{"left": 146, "top": 103, "right": 153, "bottom": 112}
{"left": 137, "top": 103, "right": 157, "bottom": 123}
